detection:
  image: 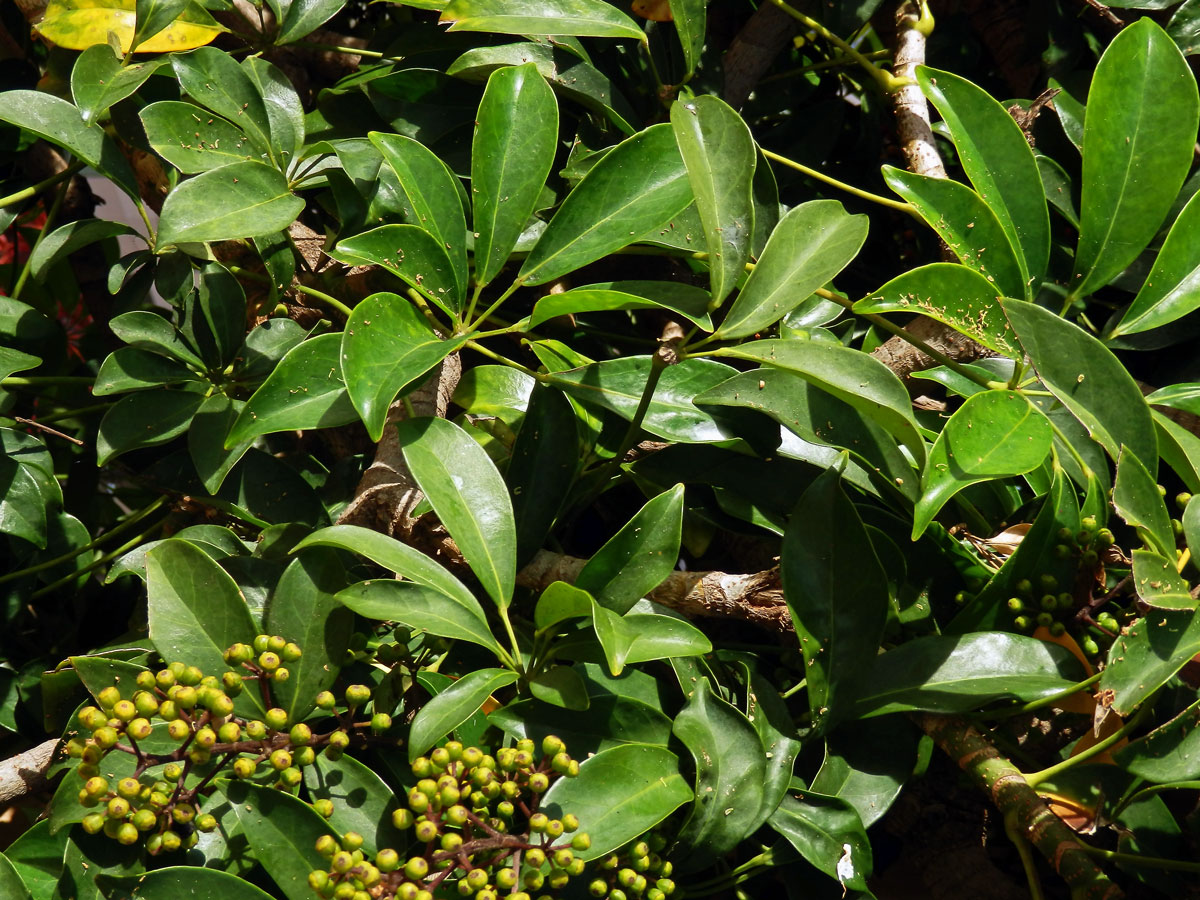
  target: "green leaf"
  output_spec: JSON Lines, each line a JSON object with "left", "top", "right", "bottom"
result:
{"left": 37, "top": 0, "right": 225, "bottom": 53}
{"left": 668, "top": 0, "right": 704, "bottom": 77}
{"left": 109, "top": 310, "right": 204, "bottom": 369}
{"left": 528, "top": 281, "right": 713, "bottom": 331}
{"left": 853, "top": 263, "right": 1018, "bottom": 357}
{"left": 97, "top": 867, "right": 276, "bottom": 900}
{"left": 398, "top": 417, "right": 517, "bottom": 609}
{"left": 1073, "top": 18, "right": 1199, "bottom": 297}
{"left": 0, "top": 852, "right": 31, "bottom": 900}
{"left": 302, "top": 752, "right": 402, "bottom": 854}
{"left": 509, "top": 385, "right": 578, "bottom": 563}
{"left": 96, "top": 390, "right": 204, "bottom": 466}
{"left": 409, "top": 667, "right": 518, "bottom": 760}
{"left": 1131, "top": 550, "right": 1193, "bottom": 610}
{"left": 540, "top": 744, "right": 691, "bottom": 859}
{"left": 225, "top": 783, "right": 333, "bottom": 900}
{"left": 913, "top": 390, "right": 1052, "bottom": 538}
{"left": 1169, "top": 0, "right": 1200, "bottom": 55}
{"left": 1110, "top": 190, "right": 1200, "bottom": 335}
{"left": 172, "top": 46, "right": 275, "bottom": 160}
{"left": 265, "top": 550, "right": 353, "bottom": 720}
{"left": 883, "top": 166, "right": 1026, "bottom": 300}
{"left": 810, "top": 716, "right": 919, "bottom": 827}
{"left": 341, "top": 293, "right": 468, "bottom": 440}
{"left": 71, "top": 46, "right": 166, "bottom": 124}
{"left": 1101, "top": 607, "right": 1200, "bottom": 715}
{"left": 547, "top": 357, "right": 747, "bottom": 444}
{"left": 782, "top": 468, "right": 889, "bottom": 728}
{"left": 275, "top": 0, "right": 346, "bottom": 44}
{"left": 615, "top": 606, "right": 712, "bottom": 671}
{"left": 670, "top": 95, "right": 755, "bottom": 305}
{"left": 335, "top": 580, "right": 503, "bottom": 656}
{"left": 369, "top": 132, "right": 469, "bottom": 306}
{"left": 0, "top": 459, "right": 48, "bottom": 548}
{"left": 472, "top": 63, "right": 558, "bottom": 287}
{"left": 332, "top": 225, "right": 463, "bottom": 317}
{"left": 1115, "top": 699, "right": 1200, "bottom": 782}
{"left": 227, "top": 334, "right": 358, "bottom": 447}
{"left": 528, "top": 665, "right": 590, "bottom": 710}
{"left": 0, "top": 91, "right": 138, "bottom": 198}
{"left": 1038, "top": 153, "right": 1080, "bottom": 228}
{"left": 28, "top": 219, "right": 139, "bottom": 282}
{"left": 440, "top": 0, "right": 645, "bottom": 41}
{"left": 145, "top": 540, "right": 260, "bottom": 711}
{"left": 671, "top": 676, "right": 766, "bottom": 868}
{"left": 854, "top": 632, "right": 1084, "bottom": 717}
{"left": 714, "top": 338, "right": 926, "bottom": 466}
{"left": 0, "top": 347, "right": 40, "bottom": 381}
{"left": 769, "top": 792, "right": 872, "bottom": 892}
{"left": 3, "top": 822, "right": 66, "bottom": 897}
{"left": 189, "top": 395, "right": 254, "bottom": 493}
{"left": 519, "top": 124, "right": 693, "bottom": 285}
{"left": 1114, "top": 446, "right": 1175, "bottom": 557}
{"left": 576, "top": 484, "right": 684, "bottom": 614}
{"left": 141, "top": 101, "right": 256, "bottom": 174}
{"left": 534, "top": 581, "right": 593, "bottom": 631}
{"left": 918, "top": 66, "right": 1050, "bottom": 284}
{"left": 134, "top": 0, "right": 193, "bottom": 50}
{"left": 694, "top": 368, "right": 918, "bottom": 503}
{"left": 157, "top": 162, "right": 304, "bottom": 246}
{"left": 716, "top": 200, "right": 867, "bottom": 339}
{"left": 1004, "top": 298, "right": 1157, "bottom": 471}
{"left": 490, "top": 693, "right": 672, "bottom": 755}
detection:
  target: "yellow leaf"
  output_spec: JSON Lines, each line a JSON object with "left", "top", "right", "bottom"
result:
{"left": 36, "top": 0, "right": 226, "bottom": 53}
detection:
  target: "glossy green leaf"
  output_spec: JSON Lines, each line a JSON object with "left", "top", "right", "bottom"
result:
{"left": 1004, "top": 298, "right": 1157, "bottom": 471}
{"left": 336, "top": 580, "right": 503, "bottom": 655}
{"left": 782, "top": 468, "right": 889, "bottom": 727}
{"left": 294, "top": 524, "right": 480, "bottom": 611}
{"left": 440, "top": 0, "right": 645, "bottom": 40}
{"left": 3, "top": 822, "right": 65, "bottom": 897}
{"left": 275, "top": 0, "right": 346, "bottom": 45}
{"left": 854, "top": 632, "right": 1084, "bottom": 717}
{"left": 71, "top": 46, "right": 165, "bottom": 123}
{"left": 92, "top": 348, "right": 193, "bottom": 396}
{"left": 577, "top": 484, "right": 683, "bottom": 614}
{"left": 670, "top": 95, "right": 755, "bottom": 304}
{"left": 109, "top": 311, "right": 204, "bottom": 369}
{"left": 189, "top": 395, "right": 254, "bottom": 493}
{"left": 1114, "top": 446, "right": 1175, "bottom": 556}
{"left": 398, "top": 417, "right": 516, "bottom": 609}
{"left": 1131, "top": 550, "right": 1193, "bottom": 610}
{"left": 1169, "top": 0, "right": 1200, "bottom": 55}
{"left": 540, "top": 744, "right": 691, "bottom": 859}
{"left": 853, "top": 263, "right": 1017, "bottom": 357}
{"left": 172, "top": 47, "right": 274, "bottom": 159}
{"left": 141, "top": 101, "right": 255, "bottom": 174}
{"left": 590, "top": 600, "right": 634, "bottom": 676}
{"left": 810, "top": 716, "right": 919, "bottom": 827}
{"left": 547, "top": 356, "right": 746, "bottom": 445}
{"left": 1038, "top": 153, "right": 1080, "bottom": 228}
{"left": 265, "top": 550, "right": 353, "bottom": 720}
{"left": 919, "top": 66, "right": 1050, "bottom": 284}
{"left": 519, "top": 124, "right": 692, "bottom": 285}
{"left": 145, "top": 540, "right": 260, "bottom": 711}
{"left": 157, "top": 162, "right": 304, "bottom": 246}
{"left": 1115, "top": 699, "right": 1200, "bottom": 781}
{"left": 341, "top": 292, "right": 468, "bottom": 440}
{"left": 472, "top": 63, "right": 558, "bottom": 287}
{"left": 528, "top": 665, "right": 590, "bottom": 710}
{"left": 668, "top": 0, "right": 705, "bottom": 76}
{"left": 369, "top": 132, "right": 469, "bottom": 305}
{"left": 0, "top": 347, "right": 39, "bottom": 381}
{"left": 671, "top": 676, "right": 766, "bottom": 867}
{"left": 134, "top": 0, "right": 191, "bottom": 49}
{"left": 884, "top": 166, "right": 1026, "bottom": 299}
{"left": 28, "top": 218, "right": 139, "bottom": 281}
{"left": 409, "top": 667, "right": 518, "bottom": 760}
{"left": 714, "top": 339, "right": 925, "bottom": 466}
{"left": 1074, "top": 18, "right": 1199, "bottom": 296}
{"left": 529, "top": 281, "right": 713, "bottom": 330}
{"left": 302, "top": 752, "right": 402, "bottom": 854}
{"left": 491, "top": 693, "right": 672, "bottom": 755}
{"left": 96, "top": 390, "right": 203, "bottom": 466}
{"left": 596, "top": 605, "right": 711, "bottom": 674}
{"left": 769, "top": 791, "right": 872, "bottom": 892}
{"left": 0, "top": 91, "right": 138, "bottom": 198}
{"left": 695, "top": 368, "right": 918, "bottom": 503}
{"left": 1, "top": 464, "right": 49, "bottom": 547}
{"left": 1111, "top": 191, "right": 1200, "bottom": 335}
{"left": 227, "top": 334, "right": 358, "bottom": 447}
{"left": 0, "top": 853, "right": 31, "bottom": 900}
{"left": 534, "top": 581, "right": 593, "bottom": 631}
{"left": 716, "top": 200, "right": 867, "bottom": 339}
{"left": 1185, "top": 495, "right": 1200, "bottom": 563}
{"left": 1156, "top": 408, "right": 1200, "bottom": 493}
{"left": 226, "top": 783, "right": 333, "bottom": 900}
{"left": 914, "top": 391, "right": 1052, "bottom": 538}
{"left": 97, "top": 867, "right": 276, "bottom": 900}
{"left": 509, "top": 385, "right": 578, "bottom": 563}
{"left": 1101, "top": 607, "right": 1200, "bottom": 715}
{"left": 332, "top": 225, "right": 463, "bottom": 317}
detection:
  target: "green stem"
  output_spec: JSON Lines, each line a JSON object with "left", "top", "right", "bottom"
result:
{"left": 1025, "top": 704, "right": 1150, "bottom": 789}
{"left": 30, "top": 523, "right": 165, "bottom": 600}
{"left": 12, "top": 173, "right": 69, "bottom": 300}
{"left": 760, "top": 48, "right": 892, "bottom": 84}
{"left": 464, "top": 281, "right": 486, "bottom": 326}
{"left": 761, "top": 148, "right": 919, "bottom": 217}
{"left": 0, "top": 496, "right": 166, "bottom": 586}
{"left": 1113, "top": 780, "right": 1200, "bottom": 818}
{"left": 591, "top": 352, "right": 668, "bottom": 489}
{"left": 464, "top": 340, "right": 541, "bottom": 379}
{"left": 1, "top": 376, "right": 96, "bottom": 387}
{"left": 292, "top": 42, "right": 405, "bottom": 63}
{"left": 32, "top": 402, "right": 111, "bottom": 425}
{"left": 982, "top": 672, "right": 1104, "bottom": 719}
{"left": 468, "top": 278, "right": 524, "bottom": 333}
{"left": 228, "top": 265, "right": 354, "bottom": 319}
{"left": 496, "top": 606, "right": 524, "bottom": 675}
{"left": 765, "top": 0, "right": 905, "bottom": 93}
{"left": 686, "top": 850, "right": 775, "bottom": 895}
{"left": 0, "top": 161, "right": 86, "bottom": 209}
{"left": 1004, "top": 811, "right": 1046, "bottom": 900}
{"left": 1077, "top": 846, "right": 1200, "bottom": 874}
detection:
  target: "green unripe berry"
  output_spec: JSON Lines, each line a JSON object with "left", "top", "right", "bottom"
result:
{"left": 373, "top": 847, "right": 399, "bottom": 872}
{"left": 133, "top": 691, "right": 159, "bottom": 717}
{"left": 82, "top": 813, "right": 105, "bottom": 834}
{"left": 1036, "top": 612, "right": 1054, "bottom": 628}
{"left": 411, "top": 757, "right": 433, "bottom": 778}
{"left": 208, "top": 693, "right": 234, "bottom": 717}
{"left": 1050, "top": 621, "right": 1066, "bottom": 636}
{"left": 281, "top": 766, "right": 303, "bottom": 787}
{"left": 264, "top": 708, "right": 289, "bottom": 731}
{"left": 97, "top": 686, "right": 121, "bottom": 710}
{"left": 345, "top": 685, "right": 371, "bottom": 707}
{"left": 445, "top": 805, "right": 468, "bottom": 826}
{"left": 414, "top": 819, "right": 438, "bottom": 842}
{"left": 548, "top": 872, "right": 570, "bottom": 889}
{"left": 84, "top": 775, "right": 109, "bottom": 798}
{"left": 115, "top": 822, "right": 139, "bottom": 845}
{"left": 441, "top": 832, "right": 463, "bottom": 852}
{"left": 1038, "top": 574, "right": 1058, "bottom": 592}
{"left": 195, "top": 727, "right": 217, "bottom": 749}
{"left": 128, "top": 808, "right": 154, "bottom": 832}
{"left": 289, "top": 723, "right": 312, "bottom": 745}
{"left": 80, "top": 706, "right": 107, "bottom": 731}
{"left": 310, "top": 799, "right": 332, "bottom": 819}
{"left": 244, "top": 719, "right": 266, "bottom": 740}
{"left": 196, "top": 813, "right": 218, "bottom": 832}
{"left": 172, "top": 803, "right": 196, "bottom": 825}
{"left": 551, "top": 752, "right": 572, "bottom": 774}
{"left": 157, "top": 700, "right": 178, "bottom": 722}
{"left": 407, "top": 790, "right": 429, "bottom": 814}
{"left": 552, "top": 849, "right": 573, "bottom": 869}
{"left": 338, "top": 831, "right": 362, "bottom": 852}
{"left": 160, "top": 830, "right": 181, "bottom": 852}
{"left": 173, "top": 686, "right": 198, "bottom": 709}
{"left": 218, "top": 722, "right": 242, "bottom": 743}
{"left": 567, "top": 858, "right": 586, "bottom": 876}
{"left": 496, "top": 868, "right": 517, "bottom": 890}
{"left": 632, "top": 855, "right": 651, "bottom": 872}
{"left": 106, "top": 796, "right": 130, "bottom": 819}
{"left": 1052, "top": 543, "right": 1072, "bottom": 559}
{"left": 393, "top": 808, "right": 414, "bottom": 829}
{"left": 1040, "top": 594, "right": 1058, "bottom": 611}
{"left": 618, "top": 868, "right": 637, "bottom": 887}
{"left": 370, "top": 713, "right": 391, "bottom": 734}
{"left": 331, "top": 850, "right": 354, "bottom": 873}
{"left": 523, "top": 871, "right": 544, "bottom": 890}
{"left": 571, "top": 833, "right": 591, "bottom": 852}
{"left": 281, "top": 642, "right": 302, "bottom": 662}
{"left": 1013, "top": 615, "right": 1033, "bottom": 631}
{"left": 109, "top": 699, "right": 135, "bottom": 722}
{"left": 656, "top": 877, "right": 676, "bottom": 895}
{"left": 562, "top": 813, "right": 580, "bottom": 832}
{"left": 270, "top": 749, "right": 292, "bottom": 771}
{"left": 180, "top": 666, "right": 203, "bottom": 687}
{"left": 259, "top": 652, "right": 281, "bottom": 672}
{"left": 116, "top": 777, "right": 141, "bottom": 799}
{"left": 529, "top": 813, "right": 549, "bottom": 833}
{"left": 1015, "top": 578, "right": 1033, "bottom": 596}
{"left": 333, "top": 884, "right": 355, "bottom": 900}
{"left": 439, "top": 784, "right": 460, "bottom": 806}
{"left": 528, "top": 772, "right": 549, "bottom": 793}
{"left": 308, "top": 871, "right": 329, "bottom": 891}
{"left": 544, "top": 818, "right": 564, "bottom": 838}
{"left": 588, "top": 880, "right": 608, "bottom": 898}
{"left": 1082, "top": 635, "right": 1100, "bottom": 656}
{"left": 565, "top": 760, "right": 580, "bottom": 777}
{"left": 525, "top": 848, "right": 546, "bottom": 868}
{"left": 315, "top": 691, "right": 336, "bottom": 710}
{"left": 404, "top": 856, "right": 429, "bottom": 880}
{"left": 1096, "top": 529, "right": 1115, "bottom": 547}
{"left": 315, "top": 834, "right": 338, "bottom": 857}
{"left": 294, "top": 745, "right": 315, "bottom": 767}
{"left": 94, "top": 726, "right": 120, "bottom": 749}
{"left": 253, "top": 635, "right": 271, "bottom": 654}
{"left": 233, "top": 757, "right": 257, "bottom": 779}
{"left": 263, "top": 634, "right": 284, "bottom": 653}
{"left": 513, "top": 749, "right": 534, "bottom": 769}
{"left": 466, "top": 868, "right": 489, "bottom": 890}
{"left": 497, "top": 800, "right": 514, "bottom": 818}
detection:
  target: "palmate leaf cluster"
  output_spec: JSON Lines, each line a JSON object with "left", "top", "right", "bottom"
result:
{"left": 3, "top": 0, "right": 1200, "bottom": 897}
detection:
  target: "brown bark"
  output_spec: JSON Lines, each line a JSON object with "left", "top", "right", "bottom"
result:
{"left": 721, "top": 3, "right": 800, "bottom": 111}
{"left": 0, "top": 739, "right": 56, "bottom": 805}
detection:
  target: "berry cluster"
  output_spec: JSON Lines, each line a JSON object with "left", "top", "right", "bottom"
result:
{"left": 308, "top": 736, "right": 594, "bottom": 900}
{"left": 587, "top": 835, "right": 677, "bottom": 900}
{"left": 66, "top": 636, "right": 391, "bottom": 852}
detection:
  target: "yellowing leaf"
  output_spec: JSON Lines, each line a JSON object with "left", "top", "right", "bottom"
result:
{"left": 36, "top": 0, "right": 226, "bottom": 53}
